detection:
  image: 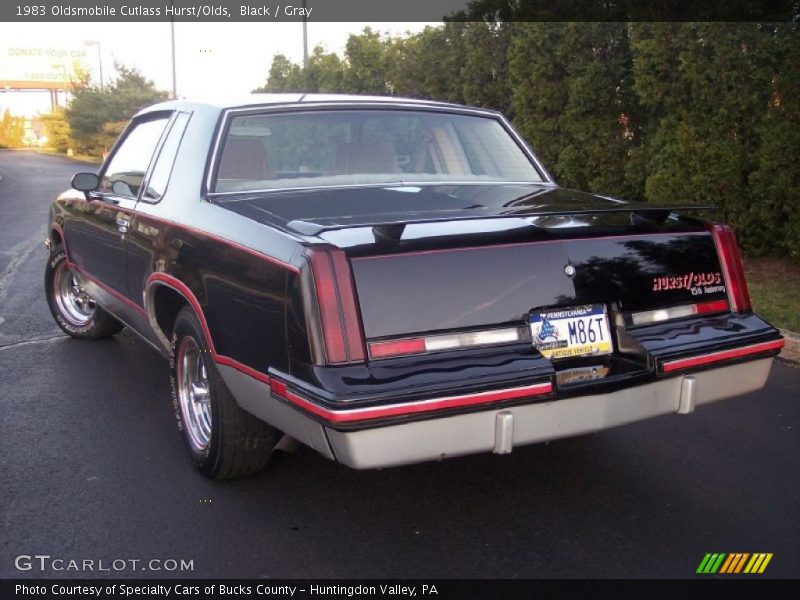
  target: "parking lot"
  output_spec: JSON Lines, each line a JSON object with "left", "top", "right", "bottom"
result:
{"left": 1, "top": 150, "right": 798, "bottom": 579}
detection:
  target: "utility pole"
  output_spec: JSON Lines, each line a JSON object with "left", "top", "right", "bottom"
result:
{"left": 83, "top": 40, "right": 104, "bottom": 91}
{"left": 170, "top": 2, "right": 177, "bottom": 99}
{"left": 302, "top": 0, "right": 309, "bottom": 67}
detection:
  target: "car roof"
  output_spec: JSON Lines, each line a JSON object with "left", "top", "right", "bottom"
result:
{"left": 137, "top": 93, "right": 497, "bottom": 117}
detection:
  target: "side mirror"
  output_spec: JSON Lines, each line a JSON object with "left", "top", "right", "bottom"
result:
{"left": 71, "top": 172, "right": 99, "bottom": 194}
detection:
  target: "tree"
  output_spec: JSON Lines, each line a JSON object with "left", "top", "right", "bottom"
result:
{"left": 343, "top": 27, "right": 391, "bottom": 94}
{"left": 509, "top": 23, "right": 634, "bottom": 196}
{"left": 111, "top": 65, "right": 169, "bottom": 115}
{"left": 748, "top": 23, "right": 800, "bottom": 257}
{"left": 66, "top": 63, "right": 168, "bottom": 155}
{"left": 254, "top": 54, "right": 302, "bottom": 92}
{"left": 555, "top": 23, "right": 635, "bottom": 197}
{"left": 629, "top": 23, "right": 778, "bottom": 253}
{"left": 460, "top": 21, "right": 512, "bottom": 113}
{"left": 0, "top": 109, "right": 25, "bottom": 148}
{"left": 386, "top": 26, "right": 461, "bottom": 100}
{"left": 303, "top": 47, "right": 346, "bottom": 92}
{"left": 39, "top": 108, "right": 71, "bottom": 153}
{"left": 255, "top": 48, "right": 344, "bottom": 93}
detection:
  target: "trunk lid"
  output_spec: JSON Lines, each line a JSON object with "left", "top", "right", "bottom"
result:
{"left": 218, "top": 184, "right": 726, "bottom": 340}
{"left": 349, "top": 230, "right": 725, "bottom": 339}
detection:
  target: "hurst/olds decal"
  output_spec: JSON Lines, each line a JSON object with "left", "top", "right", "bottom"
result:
{"left": 652, "top": 272, "right": 725, "bottom": 296}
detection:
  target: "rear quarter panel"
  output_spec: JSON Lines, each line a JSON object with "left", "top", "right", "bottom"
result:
{"left": 131, "top": 103, "right": 303, "bottom": 376}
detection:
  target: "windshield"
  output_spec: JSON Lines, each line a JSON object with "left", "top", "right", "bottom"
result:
{"left": 212, "top": 109, "right": 543, "bottom": 193}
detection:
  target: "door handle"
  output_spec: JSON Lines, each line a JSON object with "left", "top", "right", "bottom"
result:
{"left": 116, "top": 217, "right": 129, "bottom": 234}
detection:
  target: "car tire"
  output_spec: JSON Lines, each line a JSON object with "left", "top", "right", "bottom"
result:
{"left": 170, "top": 305, "right": 281, "bottom": 479}
{"left": 45, "top": 245, "right": 124, "bottom": 339}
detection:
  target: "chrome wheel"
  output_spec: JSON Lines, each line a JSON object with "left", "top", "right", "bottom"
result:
{"left": 177, "top": 336, "right": 212, "bottom": 452}
{"left": 54, "top": 263, "right": 96, "bottom": 326}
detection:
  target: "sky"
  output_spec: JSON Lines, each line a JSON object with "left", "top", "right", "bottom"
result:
{"left": 0, "top": 21, "right": 435, "bottom": 117}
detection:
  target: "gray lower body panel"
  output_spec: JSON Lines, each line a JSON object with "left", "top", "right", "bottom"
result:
{"left": 326, "top": 358, "right": 774, "bottom": 469}
{"left": 216, "top": 363, "right": 335, "bottom": 460}
{"left": 219, "top": 357, "right": 774, "bottom": 470}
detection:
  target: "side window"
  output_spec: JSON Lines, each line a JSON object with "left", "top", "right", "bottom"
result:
{"left": 100, "top": 116, "right": 170, "bottom": 198}
{"left": 142, "top": 112, "right": 191, "bottom": 202}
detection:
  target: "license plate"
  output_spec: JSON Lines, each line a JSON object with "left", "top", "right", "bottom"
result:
{"left": 530, "top": 304, "right": 613, "bottom": 359}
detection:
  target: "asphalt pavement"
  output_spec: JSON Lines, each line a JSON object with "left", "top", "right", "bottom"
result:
{"left": 0, "top": 150, "right": 798, "bottom": 579}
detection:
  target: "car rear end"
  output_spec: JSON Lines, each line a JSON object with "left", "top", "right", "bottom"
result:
{"left": 211, "top": 100, "right": 782, "bottom": 469}
{"left": 266, "top": 213, "right": 781, "bottom": 469}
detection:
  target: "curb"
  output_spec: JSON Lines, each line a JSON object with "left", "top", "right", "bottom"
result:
{"left": 778, "top": 328, "right": 800, "bottom": 367}
{"left": 779, "top": 328, "right": 800, "bottom": 342}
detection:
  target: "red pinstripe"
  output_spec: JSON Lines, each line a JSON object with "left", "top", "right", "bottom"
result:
{"left": 661, "top": 339, "right": 784, "bottom": 373}
{"left": 270, "top": 379, "right": 553, "bottom": 423}
{"left": 144, "top": 272, "right": 271, "bottom": 383}
{"left": 74, "top": 266, "right": 147, "bottom": 315}
{"left": 60, "top": 198, "right": 299, "bottom": 273}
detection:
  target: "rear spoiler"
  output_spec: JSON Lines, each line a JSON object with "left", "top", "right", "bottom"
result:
{"left": 287, "top": 205, "right": 717, "bottom": 237}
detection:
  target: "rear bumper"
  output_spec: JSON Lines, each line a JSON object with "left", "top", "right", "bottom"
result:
{"left": 218, "top": 350, "right": 777, "bottom": 470}
{"left": 325, "top": 357, "right": 775, "bottom": 469}
{"left": 218, "top": 311, "right": 782, "bottom": 469}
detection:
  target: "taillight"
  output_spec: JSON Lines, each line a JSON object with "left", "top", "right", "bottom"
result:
{"left": 368, "top": 327, "right": 522, "bottom": 360}
{"left": 369, "top": 338, "right": 427, "bottom": 359}
{"left": 708, "top": 224, "right": 752, "bottom": 312}
{"left": 630, "top": 299, "right": 729, "bottom": 326}
{"left": 308, "top": 247, "right": 365, "bottom": 364}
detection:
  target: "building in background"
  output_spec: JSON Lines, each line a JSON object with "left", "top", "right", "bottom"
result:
{"left": 0, "top": 44, "right": 90, "bottom": 145}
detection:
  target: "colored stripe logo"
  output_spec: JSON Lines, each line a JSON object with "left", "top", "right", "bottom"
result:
{"left": 697, "top": 553, "right": 773, "bottom": 574}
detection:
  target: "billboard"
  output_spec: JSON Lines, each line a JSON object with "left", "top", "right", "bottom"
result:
{"left": 0, "top": 45, "right": 90, "bottom": 89}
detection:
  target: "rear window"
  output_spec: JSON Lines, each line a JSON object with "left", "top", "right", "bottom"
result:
{"left": 213, "top": 109, "right": 542, "bottom": 193}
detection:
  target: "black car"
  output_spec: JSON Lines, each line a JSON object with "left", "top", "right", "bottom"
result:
{"left": 45, "top": 94, "right": 784, "bottom": 479}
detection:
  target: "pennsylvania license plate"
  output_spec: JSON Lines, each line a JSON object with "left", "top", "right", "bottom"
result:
{"left": 530, "top": 304, "right": 613, "bottom": 359}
